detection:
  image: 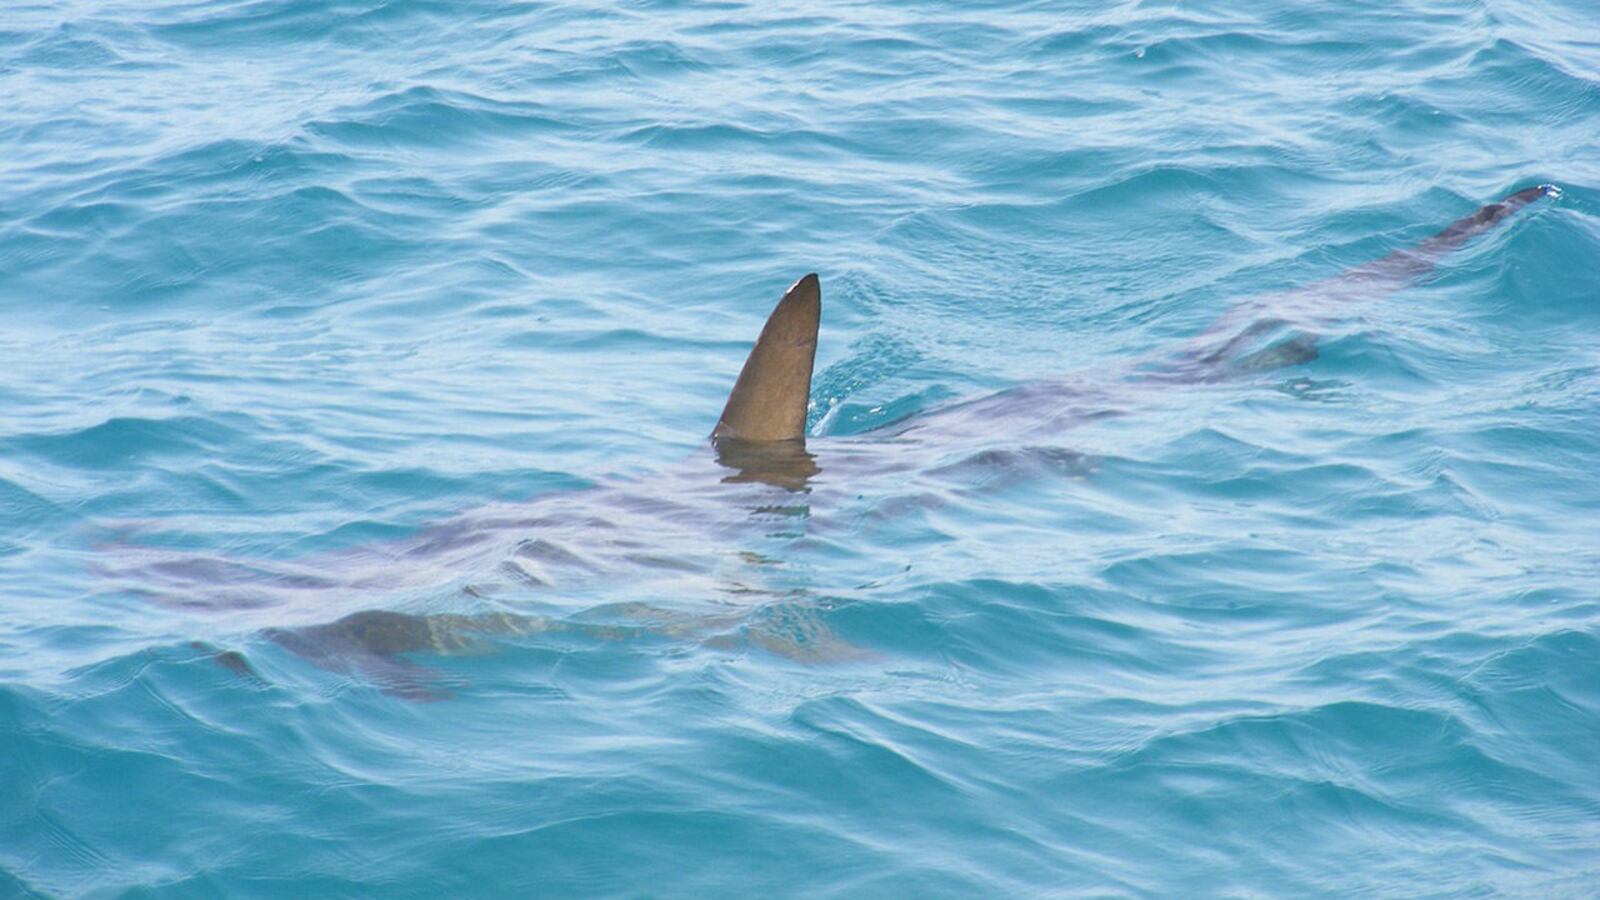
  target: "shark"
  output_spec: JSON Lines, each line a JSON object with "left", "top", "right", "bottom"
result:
{"left": 117, "top": 184, "right": 1556, "bottom": 699}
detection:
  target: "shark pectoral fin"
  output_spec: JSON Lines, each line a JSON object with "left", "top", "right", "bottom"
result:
{"left": 712, "top": 273, "right": 821, "bottom": 442}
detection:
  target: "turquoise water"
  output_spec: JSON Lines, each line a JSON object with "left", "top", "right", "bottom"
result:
{"left": 4, "top": 0, "right": 1599, "bottom": 894}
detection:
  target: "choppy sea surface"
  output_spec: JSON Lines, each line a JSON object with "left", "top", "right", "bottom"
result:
{"left": 3, "top": 0, "right": 1598, "bottom": 895}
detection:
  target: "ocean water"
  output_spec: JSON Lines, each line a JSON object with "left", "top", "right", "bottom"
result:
{"left": 3, "top": 0, "right": 1599, "bottom": 895}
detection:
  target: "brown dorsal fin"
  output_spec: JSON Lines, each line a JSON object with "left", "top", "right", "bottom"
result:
{"left": 712, "top": 273, "right": 820, "bottom": 442}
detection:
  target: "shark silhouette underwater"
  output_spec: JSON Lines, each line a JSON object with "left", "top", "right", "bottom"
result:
{"left": 123, "top": 185, "right": 1555, "bottom": 700}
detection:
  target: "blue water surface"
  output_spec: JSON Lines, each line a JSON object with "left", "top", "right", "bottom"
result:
{"left": 3, "top": 0, "right": 1599, "bottom": 895}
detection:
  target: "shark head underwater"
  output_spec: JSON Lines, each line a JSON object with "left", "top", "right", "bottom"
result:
{"left": 114, "top": 185, "right": 1556, "bottom": 700}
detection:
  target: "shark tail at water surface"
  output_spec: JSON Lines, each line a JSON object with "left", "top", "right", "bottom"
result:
{"left": 1344, "top": 183, "right": 1559, "bottom": 287}
{"left": 1174, "top": 183, "right": 1560, "bottom": 378}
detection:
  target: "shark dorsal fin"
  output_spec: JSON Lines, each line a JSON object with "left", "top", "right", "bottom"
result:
{"left": 712, "top": 273, "right": 820, "bottom": 442}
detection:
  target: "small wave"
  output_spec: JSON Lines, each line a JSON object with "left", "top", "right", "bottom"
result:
{"left": 307, "top": 85, "right": 577, "bottom": 150}
{"left": 7, "top": 416, "right": 244, "bottom": 470}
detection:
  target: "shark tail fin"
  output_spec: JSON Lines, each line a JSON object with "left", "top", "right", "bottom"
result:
{"left": 1417, "top": 183, "right": 1558, "bottom": 257}
{"left": 1159, "top": 185, "right": 1557, "bottom": 381}
{"left": 1353, "top": 183, "right": 1559, "bottom": 285}
{"left": 712, "top": 273, "right": 821, "bottom": 443}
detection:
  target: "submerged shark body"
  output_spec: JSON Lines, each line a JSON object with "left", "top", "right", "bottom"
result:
{"left": 112, "top": 185, "right": 1556, "bottom": 698}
